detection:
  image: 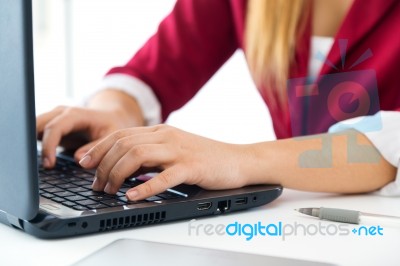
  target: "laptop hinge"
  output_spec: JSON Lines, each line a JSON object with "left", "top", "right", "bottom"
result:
{"left": 6, "top": 213, "right": 24, "bottom": 230}
{"left": 0, "top": 210, "right": 10, "bottom": 226}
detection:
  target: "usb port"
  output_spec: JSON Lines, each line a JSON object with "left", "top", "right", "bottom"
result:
{"left": 235, "top": 197, "right": 248, "bottom": 205}
{"left": 197, "top": 202, "right": 212, "bottom": 210}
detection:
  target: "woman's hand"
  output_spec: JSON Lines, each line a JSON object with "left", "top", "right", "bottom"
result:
{"left": 78, "top": 124, "right": 250, "bottom": 201}
{"left": 37, "top": 90, "right": 145, "bottom": 168}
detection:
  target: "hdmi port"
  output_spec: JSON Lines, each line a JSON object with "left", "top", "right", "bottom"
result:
{"left": 235, "top": 197, "right": 248, "bottom": 205}
{"left": 197, "top": 202, "right": 212, "bottom": 210}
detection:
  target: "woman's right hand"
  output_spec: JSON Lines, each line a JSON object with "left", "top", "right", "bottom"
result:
{"left": 36, "top": 90, "right": 145, "bottom": 168}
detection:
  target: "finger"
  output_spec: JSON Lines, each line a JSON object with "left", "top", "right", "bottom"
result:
{"left": 126, "top": 166, "right": 185, "bottom": 200}
{"left": 80, "top": 126, "right": 161, "bottom": 169}
{"left": 94, "top": 133, "right": 163, "bottom": 180}
{"left": 36, "top": 106, "right": 66, "bottom": 136}
{"left": 92, "top": 137, "right": 135, "bottom": 191}
{"left": 98, "top": 144, "right": 171, "bottom": 194}
{"left": 74, "top": 139, "right": 102, "bottom": 162}
{"left": 41, "top": 110, "right": 88, "bottom": 168}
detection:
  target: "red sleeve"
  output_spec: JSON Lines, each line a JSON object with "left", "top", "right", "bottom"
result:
{"left": 107, "top": 0, "right": 238, "bottom": 121}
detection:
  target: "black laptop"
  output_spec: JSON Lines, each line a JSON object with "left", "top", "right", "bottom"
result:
{"left": 0, "top": 0, "right": 282, "bottom": 239}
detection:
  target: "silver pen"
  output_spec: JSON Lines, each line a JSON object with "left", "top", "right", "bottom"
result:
{"left": 296, "top": 207, "right": 400, "bottom": 224}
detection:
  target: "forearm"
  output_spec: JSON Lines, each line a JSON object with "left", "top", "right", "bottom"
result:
{"left": 242, "top": 130, "right": 396, "bottom": 194}
{"left": 86, "top": 89, "right": 145, "bottom": 127}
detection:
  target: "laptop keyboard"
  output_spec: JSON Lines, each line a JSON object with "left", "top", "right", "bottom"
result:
{"left": 39, "top": 156, "right": 183, "bottom": 211}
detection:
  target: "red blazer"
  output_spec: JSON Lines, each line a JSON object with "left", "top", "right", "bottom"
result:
{"left": 107, "top": 0, "right": 400, "bottom": 139}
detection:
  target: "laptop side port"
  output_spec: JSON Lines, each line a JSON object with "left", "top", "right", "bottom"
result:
{"left": 217, "top": 200, "right": 231, "bottom": 213}
{"left": 234, "top": 197, "right": 248, "bottom": 205}
{"left": 197, "top": 202, "right": 212, "bottom": 211}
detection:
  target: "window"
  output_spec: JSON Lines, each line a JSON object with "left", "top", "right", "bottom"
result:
{"left": 32, "top": 0, "right": 274, "bottom": 142}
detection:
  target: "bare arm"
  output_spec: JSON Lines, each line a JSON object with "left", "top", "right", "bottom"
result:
{"left": 243, "top": 130, "right": 396, "bottom": 194}
{"left": 86, "top": 89, "right": 145, "bottom": 126}
{"left": 80, "top": 125, "right": 396, "bottom": 200}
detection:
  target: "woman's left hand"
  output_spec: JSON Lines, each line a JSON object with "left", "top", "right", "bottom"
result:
{"left": 78, "top": 124, "right": 249, "bottom": 200}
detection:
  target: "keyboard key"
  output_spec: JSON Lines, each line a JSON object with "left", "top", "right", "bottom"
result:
{"left": 118, "top": 187, "right": 131, "bottom": 193}
{"left": 47, "top": 180, "right": 67, "bottom": 185}
{"left": 64, "top": 195, "right": 86, "bottom": 202}
{"left": 65, "top": 177, "right": 83, "bottom": 182}
{"left": 72, "top": 205, "right": 90, "bottom": 211}
{"left": 82, "top": 184, "right": 96, "bottom": 190}
{"left": 118, "top": 196, "right": 128, "bottom": 203}
{"left": 146, "top": 196, "right": 162, "bottom": 202}
{"left": 44, "top": 170, "right": 62, "bottom": 175}
{"left": 88, "top": 195, "right": 113, "bottom": 201}
{"left": 67, "top": 187, "right": 88, "bottom": 193}
{"left": 70, "top": 169, "right": 84, "bottom": 175}
{"left": 43, "top": 187, "right": 64, "bottom": 193}
{"left": 50, "top": 197, "right": 65, "bottom": 203}
{"left": 40, "top": 193, "right": 54, "bottom": 199}
{"left": 76, "top": 199, "right": 97, "bottom": 206}
{"left": 74, "top": 173, "right": 93, "bottom": 179}
{"left": 51, "top": 173, "right": 68, "bottom": 179}
{"left": 87, "top": 203, "right": 108, "bottom": 209}
{"left": 54, "top": 191, "right": 75, "bottom": 198}
{"left": 157, "top": 192, "right": 179, "bottom": 199}
{"left": 39, "top": 183, "right": 53, "bottom": 189}
{"left": 109, "top": 192, "right": 124, "bottom": 197}
{"left": 40, "top": 176, "right": 55, "bottom": 182}
{"left": 56, "top": 166, "right": 69, "bottom": 172}
{"left": 56, "top": 183, "right": 78, "bottom": 190}
{"left": 102, "top": 199, "right": 125, "bottom": 207}
{"left": 61, "top": 201, "right": 76, "bottom": 207}
{"left": 72, "top": 180, "right": 92, "bottom": 186}
{"left": 78, "top": 190, "right": 104, "bottom": 197}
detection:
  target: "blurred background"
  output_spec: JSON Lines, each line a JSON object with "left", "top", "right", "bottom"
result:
{"left": 32, "top": 0, "right": 275, "bottom": 143}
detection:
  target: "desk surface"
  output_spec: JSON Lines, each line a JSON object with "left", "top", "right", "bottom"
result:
{"left": 1, "top": 189, "right": 399, "bottom": 266}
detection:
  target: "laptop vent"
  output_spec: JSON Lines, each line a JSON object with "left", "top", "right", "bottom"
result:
{"left": 99, "top": 211, "right": 166, "bottom": 232}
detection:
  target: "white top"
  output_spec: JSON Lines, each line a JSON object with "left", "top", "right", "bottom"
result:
{"left": 97, "top": 36, "right": 400, "bottom": 196}
{"left": 308, "top": 36, "right": 335, "bottom": 81}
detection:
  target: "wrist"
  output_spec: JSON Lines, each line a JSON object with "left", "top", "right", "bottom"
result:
{"left": 237, "top": 142, "right": 283, "bottom": 186}
{"left": 87, "top": 89, "right": 145, "bottom": 127}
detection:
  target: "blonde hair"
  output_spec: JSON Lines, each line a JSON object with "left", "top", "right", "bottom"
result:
{"left": 245, "top": 0, "right": 309, "bottom": 103}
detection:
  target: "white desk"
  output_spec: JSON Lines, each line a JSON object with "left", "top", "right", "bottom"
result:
{"left": 1, "top": 189, "right": 399, "bottom": 266}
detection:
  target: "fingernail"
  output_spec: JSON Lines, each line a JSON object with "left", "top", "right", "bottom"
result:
{"left": 79, "top": 155, "right": 91, "bottom": 167}
{"left": 43, "top": 157, "right": 50, "bottom": 168}
{"left": 104, "top": 183, "right": 112, "bottom": 194}
{"left": 92, "top": 177, "right": 100, "bottom": 191}
{"left": 127, "top": 190, "right": 139, "bottom": 200}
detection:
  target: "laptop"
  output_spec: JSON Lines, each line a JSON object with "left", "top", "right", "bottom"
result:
{"left": 0, "top": 0, "right": 282, "bottom": 239}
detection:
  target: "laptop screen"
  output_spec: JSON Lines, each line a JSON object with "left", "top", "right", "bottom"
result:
{"left": 0, "top": 0, "right": 39, "bottom": 220}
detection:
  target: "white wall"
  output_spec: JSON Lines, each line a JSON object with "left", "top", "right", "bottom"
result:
{"left": 33, "top": 0, "right": 68, "bottom": 112}
{"left": 33, "top": 0, "right": 275, "bottom": 143}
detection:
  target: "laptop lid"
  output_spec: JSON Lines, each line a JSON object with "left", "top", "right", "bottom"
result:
{"left": 0, "top": 0, "right": 39, "bottom": 220}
